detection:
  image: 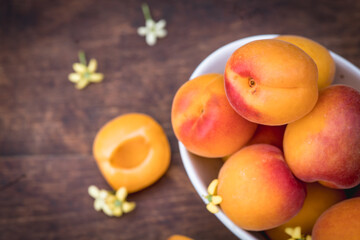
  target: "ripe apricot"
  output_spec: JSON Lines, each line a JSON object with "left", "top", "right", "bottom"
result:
{"left": 93, "top": 113, "right": 171, "bottom": 193}
{"left": 171, "top": 73, "right": 257, "bottom": 158}
{"left": 284, "top": 85, "right": 360, "bottom": 189}
{"left": 312, "top": 197, "right": 360, "bottom": 240}
{"left": 266, "top": 183, "right": 346, "bottom": 240}
{"left": 218, "top": 144, "right": 306, "bottom": 231}
{"left": 167, "top": 235, "right": 193, "bottom": 240}
{"left": 245, "top": 124, "right": 286, "bottom": 150}
{"left": 276, "top": 35, "right": 335, "bottom": 90}
{"left": 224, "top": 39, "right": 318, "bottom": 125}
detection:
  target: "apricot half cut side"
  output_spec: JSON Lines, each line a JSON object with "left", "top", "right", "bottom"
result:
{"left": 93, "top": 113, "right": 171, "bottom": 193}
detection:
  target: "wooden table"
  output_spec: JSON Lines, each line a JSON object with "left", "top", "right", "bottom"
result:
{"left": 0, "top": 0, "right": 359, "bottom": 239}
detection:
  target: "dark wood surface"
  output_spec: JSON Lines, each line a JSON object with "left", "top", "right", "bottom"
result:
{"left": 0, "top": 0, "right": 359, "bottom": 239}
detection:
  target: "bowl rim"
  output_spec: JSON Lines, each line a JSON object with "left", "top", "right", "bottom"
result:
{"left": 179, "top": 34, "right": 360, "bottom": 240}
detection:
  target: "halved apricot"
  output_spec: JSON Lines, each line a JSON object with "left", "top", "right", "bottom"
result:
{"left": 93, "top": 113, "right": 171, "bottom": 193}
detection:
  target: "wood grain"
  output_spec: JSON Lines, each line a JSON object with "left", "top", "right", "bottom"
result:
{"left": 0, "top": 0, "right": 359, "bottom": 239}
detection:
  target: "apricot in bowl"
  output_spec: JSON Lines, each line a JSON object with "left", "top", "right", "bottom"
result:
{"left": 265, "top": 183, "right": 346, "bottom": 240}
{"left": 171, "top": 73, "right": 257, "bottom": 158}
{"left": 218, "top": 144, "right": 306, "bottom": 231}
{"left": 275, "top": 35, "right": 336, "bottom": 90}
{"left": 224, "top": 39, "right": 319, "bottom": 126}
{"left": 284, "top": 85, "right": 360, "bottom": 189}
{"left": 312, "top": 197, "right": 360, "bottom": 240}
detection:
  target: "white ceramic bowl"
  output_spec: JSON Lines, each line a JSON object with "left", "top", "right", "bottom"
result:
{"left": 179, "top": 34, "right": 360, "bottom": 240}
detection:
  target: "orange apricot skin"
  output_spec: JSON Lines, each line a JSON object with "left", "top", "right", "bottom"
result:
{"left": 224, "top": 39, "right": 318, "bottom": 125}
{"left": 218, "top": 144, "right": 306, "bottom": 231}
{"left": 312, "top": 197, "right": 360, "bottom": 240}
{"left": 167, "top": 235, "right": 193, "bottom": 240}
{"left": 245, "top": 124, "right": 286, "bottom": 150}
{"left": 284, "top": 85, "right": 360, "bottom": 189}
{"left": 171, "top": 73, "right": 257, "bottom": 158}
{"left": 276, "top": 35, "right": 335, "bottom": 90}
{"left": 265, "top": 183, "right": 346, "bottom": 240}
{"left": 93, "top": 113, "right": 171, "bottom": 193}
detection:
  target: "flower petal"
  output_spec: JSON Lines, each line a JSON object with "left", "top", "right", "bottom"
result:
{"left": 285, "top": 228, "right": 294, "bottom": 236}
{"left": 94, "top": 199, "right": 104, "bottom": 211}
{"left": 207, "top": 179, "right": 219, "bottom": 195}
{"left": 206, "top": 202, "right": 219, "bottom": 214}
{"left": 88, "top": 185, "right": 100, "bottom": 198}
{"left": 145, "top": 19, "right": 155, "bottom": 28}
{"left": 293, "top": 226, "right": 301, "bottom": 238}
{"left": 212, "top": 195, "right": 222, "bottom": 205}
{"left": 146, "top": 32, "right": 157, "bottom": 46}
{"left": 87, "top": 59, "right": 97, "bottom": 73}
{"left": 113, "top": 207, "right": 123, "bottom": 217}
{"left": 137, "top": 26, "right": 148, "bottom": 36}
{"left": 116, "top": 187, "right": 128, "bottom": 201}
{"left": 99, "top": 190, "right": 109, "bottom": 199}
{"left": 106, "top": 195, "right": 116, "bottom": 205}
{"left": 102, "top": 204, "right": 114, "bottom": 216}
{"left": 68, "top": 73, "right": 81, "bottom": 83}
{"left": 306, "top": 236, "right": 312, "bottom": 240}
{"left": 76, "top": 78, "right": 89, "bottom": 89}
{"left": 122, "top": 201, "right": 136, "bottom": 213}
{"left": 285, "top": 227, "right": 294, "bottom": 237}
{"left": 156, "top": 28, "right": 167, "bottom": 38}
{"left": 155, "top": 19, "right": 166, "bottom": 30}
{"left": 73, "top": 63, "right": 87, "bottom": 73}
{"left": 89, "top": 73, "right": 104, "bottom": 83}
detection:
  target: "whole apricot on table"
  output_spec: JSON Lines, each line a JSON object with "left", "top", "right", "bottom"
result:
{"left": 312, "top": 197, "right": 360, "bottom": 240}
{"left": 218, "top": 144, "right": 306, "bottom": 231}
{"left": 224, "top": 39, "right": 318, "bottom": 125}
{"left": 171, "top": 73, "right": 257, "bottom": 158}
{"left": 93, "top": 113, "right": 170, "bottom": 193}
{"left": 266, "top": 183, "right": 346, "bottom": 240}
{"left": 167, "top": 235, "right": 193, "bottom": 240}
{"left": 276, "top": 35, "right": 335, "bottom": 90}
{"left": 284, "top": 85, "right": 360, "bottom": 189}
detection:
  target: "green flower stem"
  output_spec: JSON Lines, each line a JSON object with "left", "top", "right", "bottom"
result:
{"left": 142, "top": 3, "right": 152, "bottom": 21}
{"left": 78, "top": 51, "right": 87, "bottom": 65}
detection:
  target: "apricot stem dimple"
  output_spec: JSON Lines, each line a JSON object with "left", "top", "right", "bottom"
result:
{"left": 248, "top": 77, "right": 256, "bottom": 88}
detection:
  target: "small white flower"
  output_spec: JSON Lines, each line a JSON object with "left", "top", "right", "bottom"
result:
{"left": 137, "top": 3, "right": 167, "bottom": 46}
{"left": 285, "top": 226, "right": 312, "bottom": 240}
{"left": 88, "top": 185, "right": 136, "bottom": 217}
{"left": 88, "top": 185, "right": 109, "bottom": 211}
{"left": 204, "top": 179, "right": 222, "bottom": 214}
{"left": 106, "top": 187, "right": 136, "bottom": 216}
{"left": 68, "top": 51, "right": 104, "bottom": 90}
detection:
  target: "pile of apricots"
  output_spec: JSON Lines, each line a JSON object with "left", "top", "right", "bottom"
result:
{"left": 171, "top": 35, "right": 360, "bottom": 240}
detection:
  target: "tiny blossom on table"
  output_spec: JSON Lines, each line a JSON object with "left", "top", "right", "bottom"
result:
{"left": 68, "top": 51, "right": 104, "bottom": 89}
{"left": 88, "top": 185, "right": 136, "bottom": 217}
{"left": 137, "top": 3, "right": 167, "bottom": 46}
